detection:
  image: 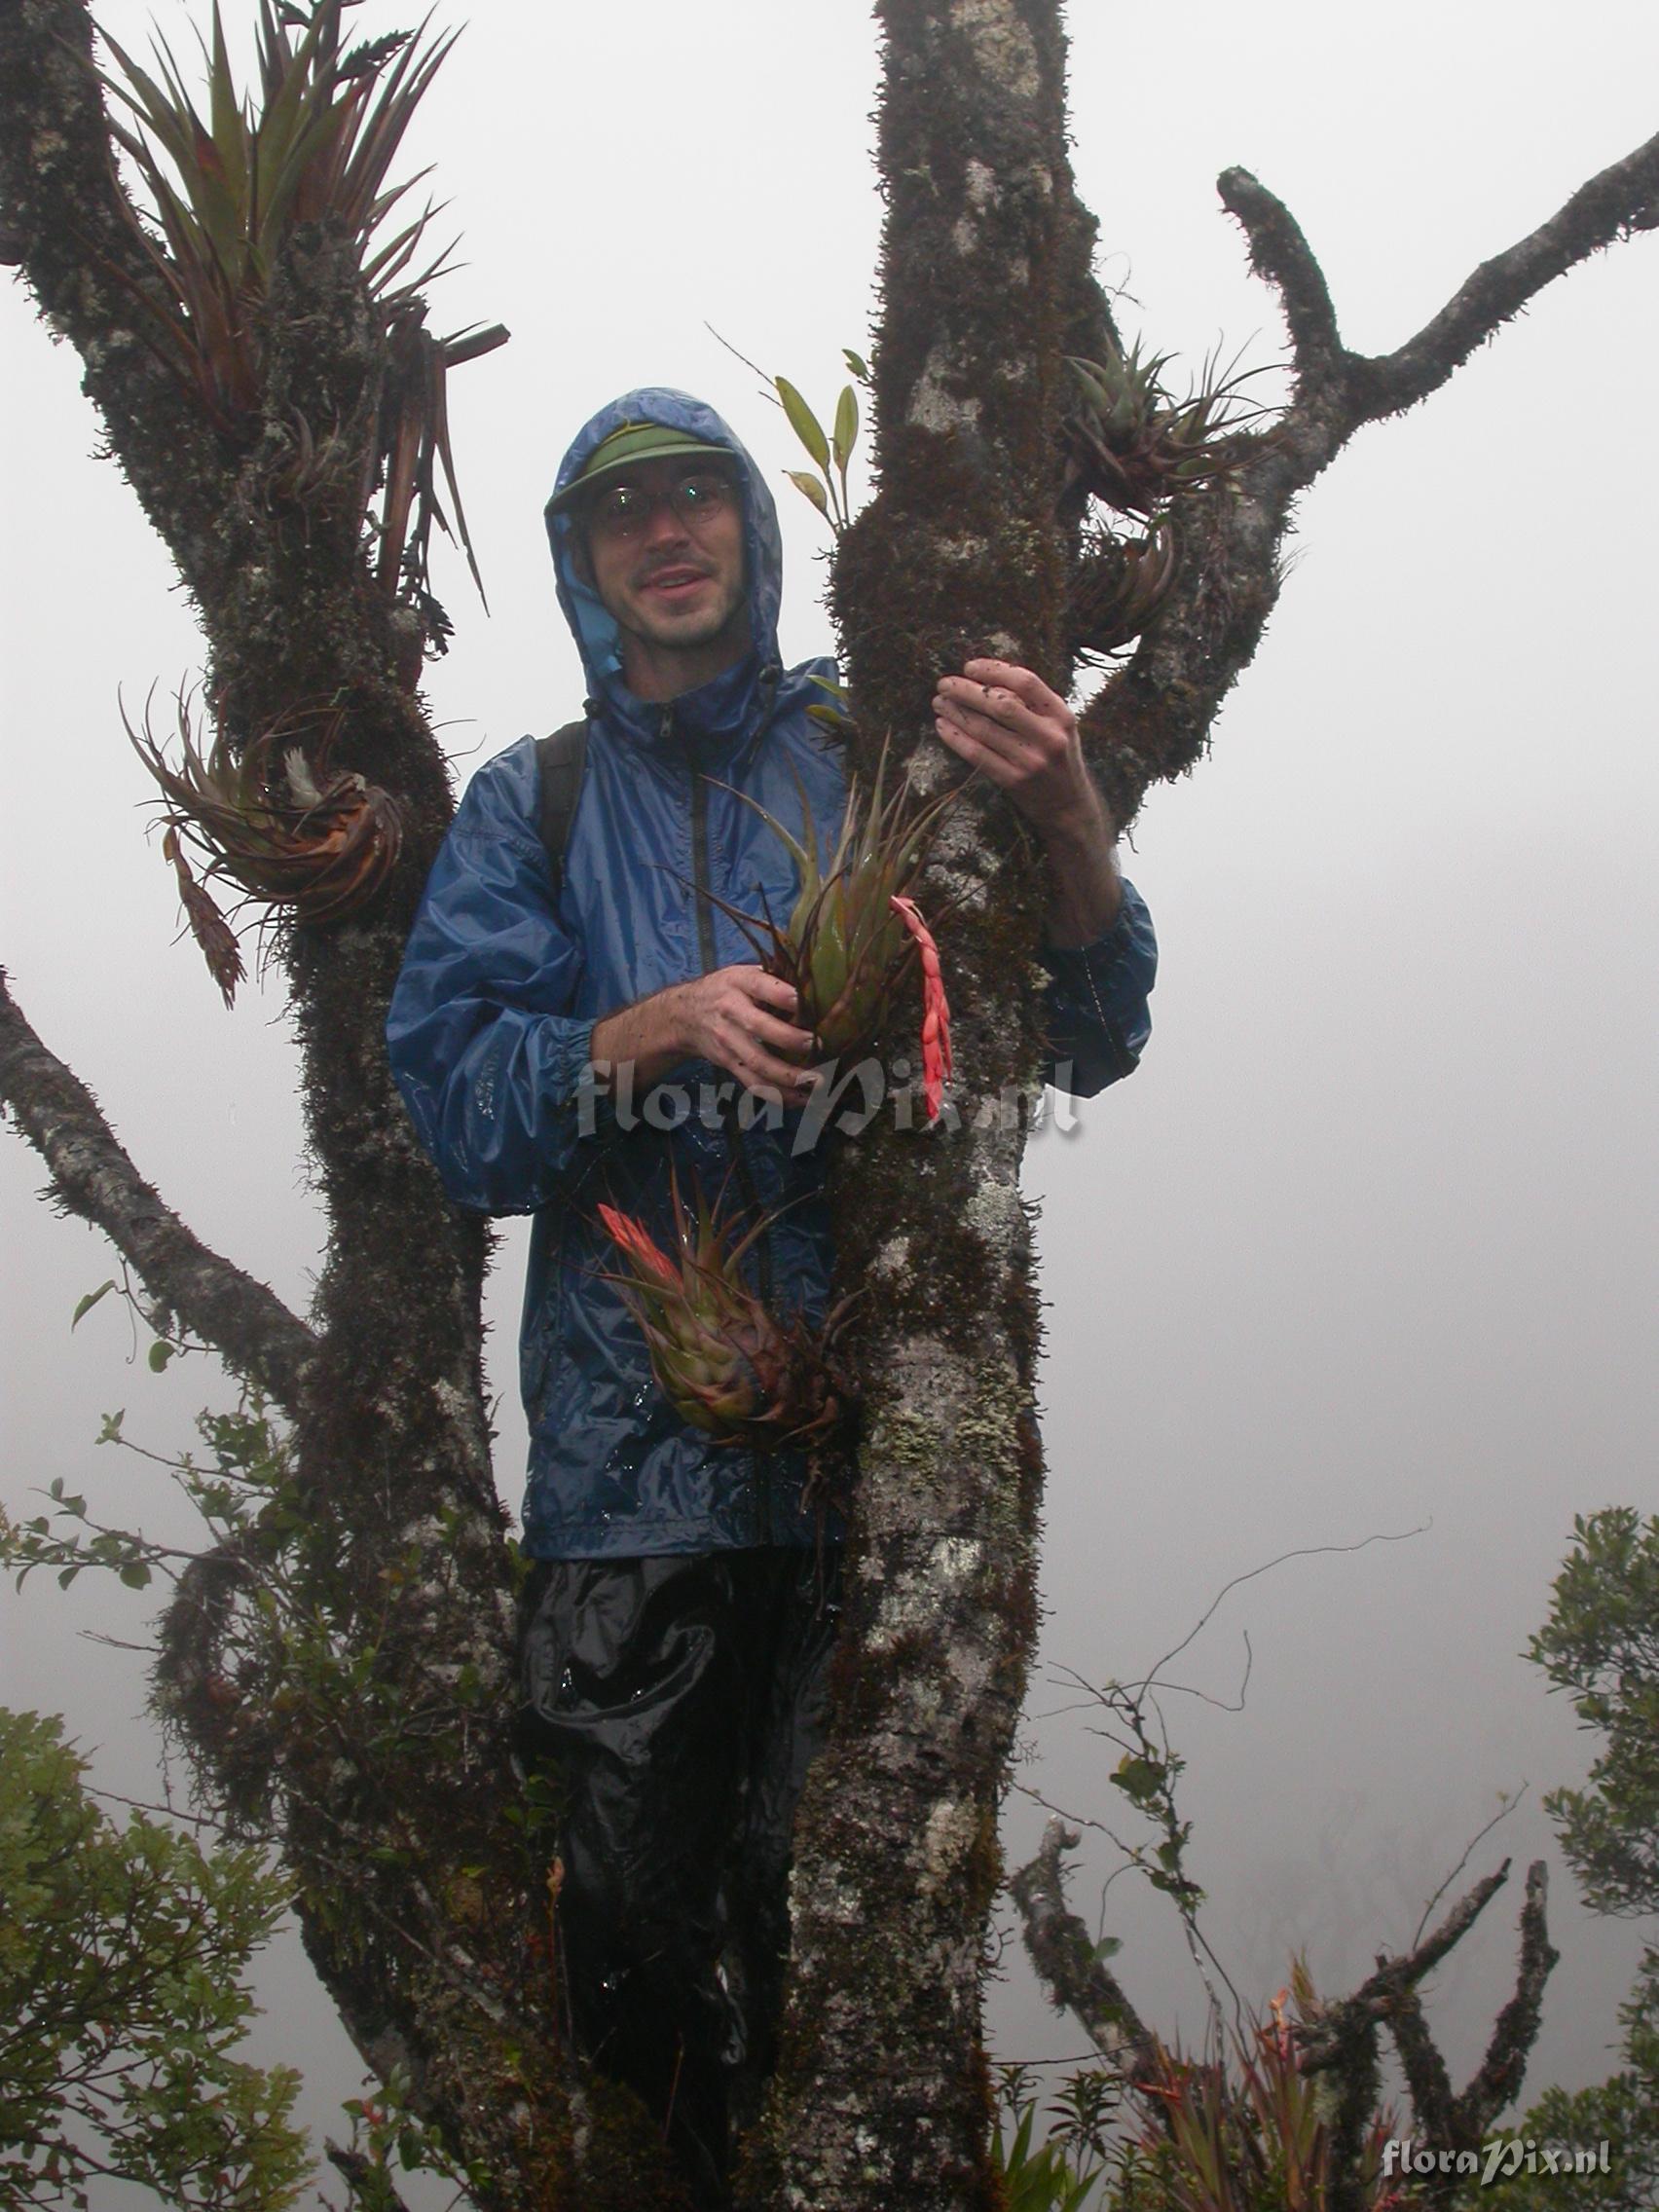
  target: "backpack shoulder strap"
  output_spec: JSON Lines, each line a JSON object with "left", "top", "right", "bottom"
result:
{"left": 533, "top": 719, "right": 590, "bottom": 903}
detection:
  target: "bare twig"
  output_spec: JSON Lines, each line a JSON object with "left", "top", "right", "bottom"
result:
{"left": 1412, "top": 1788, "right": 1529, "bottom": 1950}
{"left": 86, "top": 1786, "right": 234, "bottom": 1833}
{"left": 0, "top": 968, "right": 318, "bottom": 1413}
{"left": 1136, "top": 1526, "right": 1428, "bottom": 1697}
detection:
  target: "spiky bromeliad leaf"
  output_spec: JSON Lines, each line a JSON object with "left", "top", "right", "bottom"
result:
{"left": 94, "top": 0, "right": 505, "bottom": 624}
{"left": 1069, "top": 515, "right": 1180, "bottom": 659}
{"left": 1133, "top": 1965, "right": 1420, "bottom": 2212}
{"left": 128, "top": 688, "right": 402, "bottom": 1001}
{"left": 696, "top": 742, "right": 959, "bottom": 1118}
{"left": 1063, "top": 339, "right": 1275, "bottom": 520}
{"left": 596, "top": 1175, "right": 853, "bottom": 1461}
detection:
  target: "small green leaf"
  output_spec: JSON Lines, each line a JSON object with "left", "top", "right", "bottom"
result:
{"left": 785, "top": 468, "right": 830, "bottom": 517}
{"left": 832, "top": 383, "right": 859, "bottom": 471}
{"left": 775, "top": 375, "right": 830, "bottom": 472}
{"left": 843, "top": 348, "right": 869, "bottom": 384}
{"left": 119, "top": 1561, "right": 153, "bottom": 1591}
{"left": 148, "top": 1340, "right": 175, "bottom": 1373}
{"left": 1112, "top": 1752, "right": 1164, "bottom": 1804}
{"left": 72, "top": 1280, "right": 118, "bottom": 1330}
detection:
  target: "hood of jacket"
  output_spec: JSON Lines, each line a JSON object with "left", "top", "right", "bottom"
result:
{"left": 543, "top": 387, "right": 788, "bottom": 753}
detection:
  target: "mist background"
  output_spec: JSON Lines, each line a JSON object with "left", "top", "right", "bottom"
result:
{"left": 4, "top": 0, "right": 1656, "bottom": 2192}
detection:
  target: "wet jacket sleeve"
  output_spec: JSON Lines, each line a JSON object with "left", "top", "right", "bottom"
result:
{"left": 1039, "top": 874, "right": 1157, "bottom": 1099}
{"left": 386, "top": 750, "right": 600, "bottom": 1214}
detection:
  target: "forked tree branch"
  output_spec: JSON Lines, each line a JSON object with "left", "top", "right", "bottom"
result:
{"left": 1087, "top": 123, "right": 1659, "bottom": 830}
{"left": 1223, "top": 121, "right": 1659, "bottom": 430}
{"left": 0, "top": 967, "right": 318, "bottom": 1412}
{"left": 1296, "top": 1858, "right": 1555, "bottom": 2205}
{"left": 1008, "top": 1817, "right": 1162, "bottom": 2085}
{"left": 1452, "top": 1860, "right": 1558, "bottom": 2138}
{"left": 1298, "top": 1860, "right": 1513, "bottom": 2070}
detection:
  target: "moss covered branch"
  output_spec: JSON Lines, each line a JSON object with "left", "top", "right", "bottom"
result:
{"left": 1008, "top": 1818, "right": 1161, "bottom": 2083}
{"left": 0, "top": 966, "right": 319, "bottom": 1410}
{"left": 1296, "top": 1860, "right": 1556, "bottom": 2205}
{"left": 1085, "top": 125, "right": 1659, "bottom": 830}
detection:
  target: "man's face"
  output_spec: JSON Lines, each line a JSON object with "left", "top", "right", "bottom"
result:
{"left": 580, "top": 456, "right": 748, "bottom": 682}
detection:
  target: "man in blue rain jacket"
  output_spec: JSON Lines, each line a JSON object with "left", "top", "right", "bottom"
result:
{"left": 387, "top": 387, "right": 1158, "bottom": 2188}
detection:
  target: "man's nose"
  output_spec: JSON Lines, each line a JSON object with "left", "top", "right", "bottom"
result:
{"left": 639, "top": 494, "right": 690, "bottom": 548}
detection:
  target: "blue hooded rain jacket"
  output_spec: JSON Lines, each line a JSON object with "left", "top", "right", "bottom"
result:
{"left": 387, "top": 388, "right": 1158, "bottom": 1559}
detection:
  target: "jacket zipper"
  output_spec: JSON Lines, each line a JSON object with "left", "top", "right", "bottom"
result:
{"left": 680, "top": 713, "right": 775, "bottom": 1542}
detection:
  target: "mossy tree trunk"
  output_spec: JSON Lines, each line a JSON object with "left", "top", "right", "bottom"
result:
{"left": 6, "top": 0, "right": 1658, "bottom": 2205}
{"left": 0, "top": 1, "right": 679, "bottom": 2201}
{"left": 743, "top": 5, "right": 1106, "bottom": 2205}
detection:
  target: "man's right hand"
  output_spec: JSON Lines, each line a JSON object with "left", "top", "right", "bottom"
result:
{"left": 589, "top": 965, "right": 819, "bottom": 1103}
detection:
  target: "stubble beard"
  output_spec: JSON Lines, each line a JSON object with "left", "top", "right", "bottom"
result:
{"left": 625, "top": 577, "right": 748, "bottom": 658}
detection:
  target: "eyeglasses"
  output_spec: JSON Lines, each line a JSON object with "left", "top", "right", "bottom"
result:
{"left": 585, "top": 471, "right": 736, "bottom": 543}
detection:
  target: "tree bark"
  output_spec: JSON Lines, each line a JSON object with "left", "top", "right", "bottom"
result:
{"left": 0, "top": 4, "right": 680, "bottom": 2201}
{"left": 6, "top": 0, "right": 1656, "bottom": 2204}
{"left": 744, "top": 5, "right": 1088, "bottom": 2204}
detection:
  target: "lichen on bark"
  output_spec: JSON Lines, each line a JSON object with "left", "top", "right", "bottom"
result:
{"left": 745, "top": 4, "right": 1095, "bottom": 2205}
{"left": 6, "top": 0, "right": 1657, "bottom": 2202}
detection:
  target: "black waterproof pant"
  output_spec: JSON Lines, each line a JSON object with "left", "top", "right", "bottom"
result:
{"left": 517, "top": 1546, "right": 841, "bottom": 2194}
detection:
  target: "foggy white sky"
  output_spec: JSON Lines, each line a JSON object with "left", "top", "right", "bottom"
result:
{"left": 4, "top": 0, "right": 1657, "bottom": 2188}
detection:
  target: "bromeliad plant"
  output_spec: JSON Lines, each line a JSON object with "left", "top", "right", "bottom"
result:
{"left": 704, "top": 742, "right": 958, "bottom": 1122}
{"left": 97, "top": 0, "right": 505, "bottom": 619}
{"left": 596, "top": 1174, "right": 853, "bottom": 1460}
{"left": 1071, "top": 515, "right": 1180, "bottom": 661}
{"left": 1064, "top": 340, "right": 1273, "bottom": 522}
{"left": 129, "top": 688, "right": 402, "bottom": 1005}
{"left": 1058, "top": 339, "right": 1276, "bottom": 660}
{"left": 1127, "top": 1972, "right": 1420, "bottom": 2212}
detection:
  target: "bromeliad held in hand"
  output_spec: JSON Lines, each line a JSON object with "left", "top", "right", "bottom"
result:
{"left": 596, "top": 1177, "right": 852, "bottom": 1454}
{"left": 701, "top": 743, "right": 957, "bottom": 1122}
{"left": 129, "top": 689, "right": 402, "bottom": 1004}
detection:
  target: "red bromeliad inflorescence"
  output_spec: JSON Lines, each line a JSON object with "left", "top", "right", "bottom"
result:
{"left": 888, "top": 894, "right": 952, "bottom": 1122}
{"left": 594, "top": 1202, "right": 680, "bottom": 1288}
